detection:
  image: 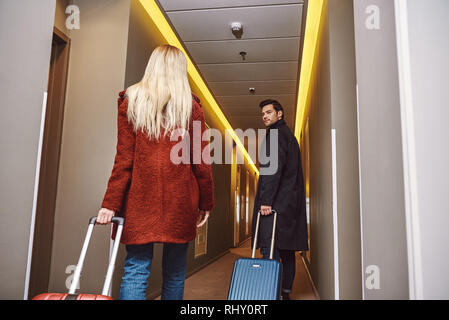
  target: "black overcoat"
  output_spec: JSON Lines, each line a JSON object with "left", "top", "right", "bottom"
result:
{"left": 252, "top": 119, "right": 309, "bottom": 251}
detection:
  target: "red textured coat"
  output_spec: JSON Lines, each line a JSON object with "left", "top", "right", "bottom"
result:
{"left": 101, "top": 91, "right": 214, "bottom": 244}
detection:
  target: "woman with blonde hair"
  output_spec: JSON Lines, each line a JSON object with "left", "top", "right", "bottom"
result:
{"left": 97, "top": 45, "right": 214, "bottom": 300}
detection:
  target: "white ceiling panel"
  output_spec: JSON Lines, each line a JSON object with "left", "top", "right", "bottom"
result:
{"left": 224, "top": 107, "right": 296, "bottom": 120}
{"left": 230, "top": 113, "right": 295, "bottom": 123}
{"left": 226, "top": 109, "right": 296, "bottom": 128}
{"left": 159, "top": 0, "right": 303, "bottom": 11}
{"left": 186, "top": 37, "right": 300, "bottom": 64}
{"left": 228, "top": 113, "right": 296, "bottom": 131}
{"left": 208, "top": 80, "right": 297, "bottom": 96}
{"left": 224, "top": 104, "right": 295, "bottom": 115}
{"left": 223, "top": 108, "right": 266, "bottom": 117}
{"left": 229, "top": 116, "right": 296, "bottom": 131}
{"left": 216, "top": 94, "right": 296, "bottom": 108}
{"left": 199, "top": 61, "right": 298, "bottom": 81}
{"left": 167, "top": 5, "right": 303, "bottom": 41}
{"left": 228, "top": 104, "right": 296, "bottom": 120}
{"left": 228, "top": 119, "right": 267, "bottom": 130}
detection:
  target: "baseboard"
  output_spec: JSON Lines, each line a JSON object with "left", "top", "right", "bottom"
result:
{"left": 300, "top": 254, "right": 320, "bottom": 300}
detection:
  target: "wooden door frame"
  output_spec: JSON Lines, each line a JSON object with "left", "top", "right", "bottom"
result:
{"left": 28, "top": 27, "right": 70, "bottom": 298}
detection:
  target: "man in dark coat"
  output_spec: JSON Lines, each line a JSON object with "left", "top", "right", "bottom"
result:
{"left": 252, "top": 99, "right": 309, "bottom": 300}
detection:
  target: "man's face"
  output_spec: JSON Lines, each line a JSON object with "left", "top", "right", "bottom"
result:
{"left": 261, "top": 104, "right": 282, "bottom": 127}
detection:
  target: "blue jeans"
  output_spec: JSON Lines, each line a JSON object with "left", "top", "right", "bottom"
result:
{"left": 119, "top": 242, "right": 189, "bottom": 300}
{"left": 260, "top": 247, "right": 296, "bottom": 293}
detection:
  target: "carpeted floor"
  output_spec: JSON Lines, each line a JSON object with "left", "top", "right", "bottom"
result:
{"left": 156, "top": 239, "right": 317, "bottom": 300}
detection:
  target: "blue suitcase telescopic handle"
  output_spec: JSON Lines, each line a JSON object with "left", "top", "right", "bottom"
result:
{"left": 252, "top": 210, "right": 277, "bottom": 259}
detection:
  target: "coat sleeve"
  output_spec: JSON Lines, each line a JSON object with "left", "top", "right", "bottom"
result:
{"left": 101, "top": 92, "right": 136, "bottom": 212}
{"left": 258, "top": 129, "right": 288, "bottom": 207}
{"left": 190, "top": 102, "right": 214, "bottom": 211}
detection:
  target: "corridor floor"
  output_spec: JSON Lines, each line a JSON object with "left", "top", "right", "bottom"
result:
{"left": 158, "top": 240, "right": 318, "bottom": 300}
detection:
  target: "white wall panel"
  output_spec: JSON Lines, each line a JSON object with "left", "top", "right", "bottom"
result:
{"left": 0, "top": 0, "right": 56, "bottom": 300}
{"left": 398, "top": 0, "right": 449, "bottom": 299}
{"left": 354, "top": 0, "right": 409, "bottom": 299}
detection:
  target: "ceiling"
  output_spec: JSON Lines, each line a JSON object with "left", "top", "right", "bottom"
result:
{"left": 157, "top": 0, "right": 306, "bottom": 133}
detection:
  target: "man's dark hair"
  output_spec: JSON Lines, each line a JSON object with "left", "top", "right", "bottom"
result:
{"left": 259, "top": 99, "right": 284, "bottom": 119}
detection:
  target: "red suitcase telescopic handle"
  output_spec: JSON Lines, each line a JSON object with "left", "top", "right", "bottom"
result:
{"left": 68, "top": 216, "right": 125, "bottom": 296}
{"left": 89, "top": 216, "right": 125, "bottom": 226}
{"left": 252, "top": 210, "right": 278, "bottom": 259}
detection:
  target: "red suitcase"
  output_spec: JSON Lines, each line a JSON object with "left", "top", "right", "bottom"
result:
{"left": 33, "top": 217, "right": 125, "bottom": 300}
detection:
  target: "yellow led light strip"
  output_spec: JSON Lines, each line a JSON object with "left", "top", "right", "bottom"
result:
{"left": 294, "top": 0, "right": 325, "bottom": 143}
{"left": 139, "top": 0, "right": 259, "bottom": 175}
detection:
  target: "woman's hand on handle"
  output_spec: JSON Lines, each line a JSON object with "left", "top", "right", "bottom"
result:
{"left": 97, "top": 208, "right": 115, "bottom": 225}
{"left": 197, "top": 210, "right": 210, "bottom": 228}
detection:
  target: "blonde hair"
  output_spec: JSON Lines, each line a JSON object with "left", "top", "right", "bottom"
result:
{"left": 126, "top": 45, "right": 192, "bottom": 140}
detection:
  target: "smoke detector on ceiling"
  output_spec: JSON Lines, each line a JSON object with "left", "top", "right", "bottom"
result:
{"left": 230, "top": 22, "right": 243, "bottom": 39}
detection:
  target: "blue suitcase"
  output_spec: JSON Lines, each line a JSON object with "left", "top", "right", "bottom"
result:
{"left": 228, "top": 210, "right": 282, "bottom": 300}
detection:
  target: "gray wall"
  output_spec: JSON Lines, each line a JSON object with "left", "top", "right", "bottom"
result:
{"left": 353, "top": 0, "right": 409, "bottom": 299}
{"left": 54, "top": 0, "right": 71, "bottom": 37}
{"left": 0, "top": 0, "right": 56, "bottom": 300}
{"left": 124, "top": 0, "right": 165, "bottom": 87}
{"left": 306, "top": 0, "right": 362, "bottom": 300}
{"left": 48, "top": 0, "right": 131, "bottom": 296}
{"left": 402, "top": 0, "right": 449, "bottom": 299}
{"left": 328, "top": 0, "right": 362, "bottom": 300}
{"left": 307, "top": 3, "right": 335, "bottom": 300}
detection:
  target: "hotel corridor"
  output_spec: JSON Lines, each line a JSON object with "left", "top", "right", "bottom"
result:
{"left": 2, "top": 0, "right": 449, "bottom": 301}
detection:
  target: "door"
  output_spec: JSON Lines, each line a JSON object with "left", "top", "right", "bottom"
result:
{"left": 234, "top": 165, "right": 241, "bottom": 246}
{"left": 245, "top": 170, "right": 250, "bottom": 237}
{"left": 28, "top": 27, "right": 70, "bottom": 298}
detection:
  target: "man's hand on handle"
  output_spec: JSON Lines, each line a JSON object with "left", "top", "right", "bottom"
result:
{"left": 97, "top": 208, "right": 115, "bottom": 225}
{"left": 197, "top": 210, "right": 210, "bottom": 228}
{"left": 260, "top": 205, "right": 273, "bottom": 216}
